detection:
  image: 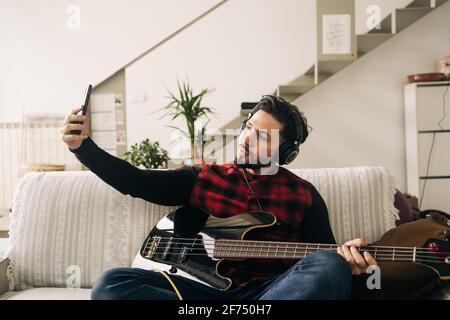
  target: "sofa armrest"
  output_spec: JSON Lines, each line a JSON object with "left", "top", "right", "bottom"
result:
{"left": 0, "top": 258, "right": 10, "bottom": 295}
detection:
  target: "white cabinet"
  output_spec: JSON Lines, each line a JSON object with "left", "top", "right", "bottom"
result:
{"left": 404, "top": 81, "right": 450, "bottom": 212}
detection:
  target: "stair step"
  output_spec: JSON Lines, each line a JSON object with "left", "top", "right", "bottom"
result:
{"left": 289, "top": 73, "right": 330, "bottom": 86}
{"left": 368, "top": 13, "right": 392, "bottom": 34}
{"left": 357, "top": 33, "right": 394, "bottom": 56}
{"left": 265, "top": 1, "right": 443, "bottom": 125}
{"left": 406, "top": 0, "right": 447, "bottom": 8}
{"left": 305, "top": 65, "right": 315, "bottom": 75}
{"left": 317, "top": 60, "right": 353, "bottom": 75}
{"left": 396, "top": 7, "right": 433, "bottom": 32}
{"left": 277, "top": 85, "right": 315, "bottom": 96}
{"left": 276, "top": 83, "right": 316, "bottom": 103}
{"left": 276, "top": 94, "right": 302, "bottom": 103}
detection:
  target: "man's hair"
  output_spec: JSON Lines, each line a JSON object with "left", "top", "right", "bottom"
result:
{"left": 252, "top": 96, "right": 309, "bottom": 145}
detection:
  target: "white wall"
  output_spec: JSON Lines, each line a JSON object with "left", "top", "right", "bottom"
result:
{"left": 125, "top": 0, "right": 409, "bottom": 158}
{"left": 288, "top": 0, "right": 450, "bottom": 192}
{"left": 1, "top": 0, "right": 425, "bottom": 185}
{"left": 125, "top": 0, "right": 315, "bottom": 157}
{"left": 0, "top": 0, "right": 220, "bottom": 121}
{"left": 0, "top": 0, "right": 409, "bottom": 122}
{"left": 355, "top": 0, "right": 411, "bottom": 33}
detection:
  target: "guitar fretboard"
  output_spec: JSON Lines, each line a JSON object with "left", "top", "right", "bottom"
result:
{"left": 213, "top": 239, "right": 418, "bottom": 262}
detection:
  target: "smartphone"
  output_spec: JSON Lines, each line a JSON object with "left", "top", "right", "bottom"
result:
{"left": 71, "top": 84, "right": 92, "bottom": 135}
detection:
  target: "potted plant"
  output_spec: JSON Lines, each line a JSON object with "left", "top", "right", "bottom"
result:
{"left": 123, "top": 138, "right": 170, "bottom": 169}
{"left": 156, "top": 78, "right": 215, "bottom": 164}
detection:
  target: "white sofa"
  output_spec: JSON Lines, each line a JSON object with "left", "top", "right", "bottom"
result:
{"left": 0, "top": 166, "right": 443, "bottom": 300}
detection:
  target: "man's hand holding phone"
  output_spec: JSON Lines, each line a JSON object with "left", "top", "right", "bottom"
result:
{"left": 62, "top": 106, "right": 89, "bottom": 150}
{"left": 62, "top": 84, "right": 92, "bottom": 150}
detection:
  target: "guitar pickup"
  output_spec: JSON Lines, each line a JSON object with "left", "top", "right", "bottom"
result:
{"left": 178, "top": 246, "right": 188, "bottom": 263}
{"left": 161, "top": 237, "right": 174, "bottom": 260}
{"left": 177, "top": 236, "right": 202, "bottom": 263}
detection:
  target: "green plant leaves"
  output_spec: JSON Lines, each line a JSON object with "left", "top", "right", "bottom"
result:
{"left": 123, "top": 138, "right": 170, "bottom": 169}
{"left": 156, "top": 79, "right": 215, "bottom": 135}
{"left": 153, "top": 78, "right": 216, "bottom": 160}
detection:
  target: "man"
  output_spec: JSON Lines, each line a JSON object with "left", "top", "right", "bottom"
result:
{"left": 62, "top": 95, "right": 377, "bottom": 300}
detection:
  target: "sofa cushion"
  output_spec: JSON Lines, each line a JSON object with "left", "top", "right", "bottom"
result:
{"left": 289, "top": 166, "right": 399, "bottom": 244}
{"left": 6, "top": 171, "right": 177, "bottom": 290}
{"left": 7, "top": 166, "right": 399, "bottom": 291}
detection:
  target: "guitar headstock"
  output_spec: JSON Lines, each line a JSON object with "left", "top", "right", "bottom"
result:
{"left": 422, "top": 239, "right": 450, "bottom": 279}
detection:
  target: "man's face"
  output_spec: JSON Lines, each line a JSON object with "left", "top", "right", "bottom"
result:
{"left": 237, "top": 110, "right": 284, "bottom": 166}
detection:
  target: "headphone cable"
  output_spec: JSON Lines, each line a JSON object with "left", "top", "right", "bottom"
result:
{"left": 240, "top": 168, "right": 263, "bottom": 212}
{"left": 419, "top": 78, "right": 449, "bottom": 209}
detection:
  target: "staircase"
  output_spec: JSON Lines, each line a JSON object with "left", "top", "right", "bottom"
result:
{"left": 223, "top": 0, "right": 448, "bottom": 133}
{"left": 208, "top": 0, "right": 448, "bottom": 157}
{"left": 278, "top": 0, "right": 446, "bottom": 102}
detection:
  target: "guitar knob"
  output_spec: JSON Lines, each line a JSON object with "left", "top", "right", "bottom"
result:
{"left": 444, "top": 230, "right": 450, "bottom": 240}
{"left": 428, "top": 242, "right": 439, "bottom": 252}
{"left": 169, "top": 266, "right": 178, "bottom": 273}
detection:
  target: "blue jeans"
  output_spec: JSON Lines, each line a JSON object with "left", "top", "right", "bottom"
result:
{"left": 91, "top": 251, "right": 352, "bottom": 300}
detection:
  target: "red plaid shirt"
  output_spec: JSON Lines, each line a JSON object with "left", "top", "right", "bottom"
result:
{"left": 189, "top": 161, "right": 333, "bottom": 289}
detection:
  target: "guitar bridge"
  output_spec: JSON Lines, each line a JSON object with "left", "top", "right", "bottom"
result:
{"left": 145, "top": 236, "right": 161, "bottom": 258}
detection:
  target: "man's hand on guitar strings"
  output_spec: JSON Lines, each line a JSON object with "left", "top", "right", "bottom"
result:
{"left": 337, "top": 238, "right": 378, "bottom": 275}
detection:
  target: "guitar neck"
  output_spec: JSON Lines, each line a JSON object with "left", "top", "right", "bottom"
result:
{"left": 214, "top": 239, "right": 419, "bottom": 262}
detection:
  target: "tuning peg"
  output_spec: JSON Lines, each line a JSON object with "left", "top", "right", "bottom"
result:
{"left": 444, "top": 230, "right": 450, "bottom": 240}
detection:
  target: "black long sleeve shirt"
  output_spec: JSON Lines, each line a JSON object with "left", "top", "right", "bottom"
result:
{"left": 69, "top": 137, "right": 336, "bottom": 244}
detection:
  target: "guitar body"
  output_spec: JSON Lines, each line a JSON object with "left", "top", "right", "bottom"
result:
{"left": 139, "top": 206, "right": 450, "bottom": 291}
{"left": 139, "top": 206, "right": 276, "bottom": 290}
{"left": 373, "top": 218, "right": 450, "bottom": 280}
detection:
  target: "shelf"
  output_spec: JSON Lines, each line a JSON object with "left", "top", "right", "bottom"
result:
{"left": 419, "top": 176, "right": 450, "bottom": 180}
{"left": 418, "top": 129, "right": 450, "bottom": 134}
{"left": 404, "top": 81, "right": 450, "bottom": 213}
{"left": 414, "top": 81, "right": 450, "bottom": 88}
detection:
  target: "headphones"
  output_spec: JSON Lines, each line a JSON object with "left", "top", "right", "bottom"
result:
{"left": 240, "top": 95, "right": 308, "bottom": 165}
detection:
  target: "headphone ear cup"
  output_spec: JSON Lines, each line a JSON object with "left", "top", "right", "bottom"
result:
{"left": 278, "top": 142, "right": 299, "bottom": 165}
{"left": 284, "top": 147, "right": 299, "bottom": 165}
{"left": 278, "top": 142, "right": 289, "bottom": 165}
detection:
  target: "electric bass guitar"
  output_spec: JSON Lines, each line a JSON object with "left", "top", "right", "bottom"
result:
{"left": 139, "top": 206, "right": 450, "bottom": 290}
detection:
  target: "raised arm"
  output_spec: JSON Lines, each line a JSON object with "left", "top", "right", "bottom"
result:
{"left": 62, "top": 106, "right": 200, "bottom": 206}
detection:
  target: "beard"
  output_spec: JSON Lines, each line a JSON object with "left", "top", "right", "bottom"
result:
{"left": 234, "top": 151, "right": 278, "bottom": 169}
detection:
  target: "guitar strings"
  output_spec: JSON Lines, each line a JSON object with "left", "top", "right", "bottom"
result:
{"left": 145, "top": 244, "right": 450, "bottom": 262}
{"left": 141, "top": 250, "right": 448, "bottom": 264}
{"left": 151, "top": 236, "right": 443, "bottom": 251}
{"left": 146, "top": 249, "right": 448, "bottom": 263}
{"left": 149, "top": 237, "right": 450, "bottom": 254}
{"left": 149, "top": 241, "right": 450, "bottom": 257}
{"left": 147, "top": 243, "right": 450, "bottom": 256}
